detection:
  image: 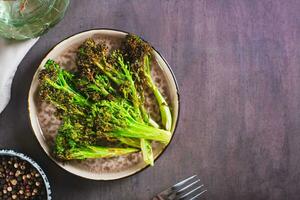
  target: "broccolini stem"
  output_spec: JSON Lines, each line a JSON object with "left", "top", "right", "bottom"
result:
{"left": 140, "top": 139, "right": 154, "bottom": 166}
{"left": 144, "top": 56, "right": 172, "bottom": 131}
{"left": 118, "top": 137, "right": 141, "bottom": 148}
{"left": 67, "top": 146, "right": 139, "bottom": 160}
{"left": 117, "top": 57, "right": 141, "bottom": 113}
{"left": 93, "top": 60, "right": 123, "bottom": 85}
{"left": 112, "top": 121, "right": 171, "bottom": 143}
{"left": 87, "top": 84, "right": 110, "bottom": 97}
{"left": 148, "top": 118, "right": 160, "bottom": 128}
{"left": 151, "top": 85, "right": 172, "bottom": 131}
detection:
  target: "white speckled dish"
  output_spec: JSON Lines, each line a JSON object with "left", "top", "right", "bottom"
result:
{"left": 28, "top": 29, "right": 180, "bottom": 180}
{"left": 0, "top": 149, "right": 51, "bottom": 199}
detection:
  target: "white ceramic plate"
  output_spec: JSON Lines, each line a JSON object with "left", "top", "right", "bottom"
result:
{"left": 28, "top": 29, "right": 180, "bottom": 180}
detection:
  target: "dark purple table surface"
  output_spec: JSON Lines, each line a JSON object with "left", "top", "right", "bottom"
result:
{"left": 1, "top": 0, "right": 300, "bottom": 199}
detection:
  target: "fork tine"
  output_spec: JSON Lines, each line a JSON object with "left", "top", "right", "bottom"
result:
{"left": 172, "top": 175, "right": 197, "bottom": 189}
{"left": 188, "top": 189, "right": 207, "bottom": 200}
{"left": 177, "top": 184, "right": 204, "bottom": 199}
{"left": 176, "top": 179, "right": 200, "bottom": 193}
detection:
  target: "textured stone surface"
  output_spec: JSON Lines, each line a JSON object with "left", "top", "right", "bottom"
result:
{"left": 0, "top": 0, "right": 300, "bottom": 199}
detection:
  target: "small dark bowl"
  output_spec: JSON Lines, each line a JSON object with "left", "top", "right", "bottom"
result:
{"left": 0, "top": 149, "right": 51, "bottom": 199}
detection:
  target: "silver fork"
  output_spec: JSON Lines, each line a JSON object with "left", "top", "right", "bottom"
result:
{"left": 153, "top": 175, "right": 207, "bottom": 200}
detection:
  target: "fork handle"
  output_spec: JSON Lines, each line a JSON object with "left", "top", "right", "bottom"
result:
{"left": 152, "top": 195, "right": 165, "bottom": 200}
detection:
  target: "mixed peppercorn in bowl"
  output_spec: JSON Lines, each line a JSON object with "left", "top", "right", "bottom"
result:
{"left": 0, "top": 150, "right": 51, "bottom": 200}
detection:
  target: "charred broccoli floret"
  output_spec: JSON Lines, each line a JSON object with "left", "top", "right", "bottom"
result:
{"left": 122, "top": 34, "right": 172, "bottom": 131}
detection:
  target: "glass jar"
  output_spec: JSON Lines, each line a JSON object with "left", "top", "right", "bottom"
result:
{"left": 0, "top": 0, "right": 69, "bottom": 40}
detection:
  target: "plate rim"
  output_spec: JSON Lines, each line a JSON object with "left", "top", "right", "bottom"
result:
{"left": 27, "top": 28, "right": 181, "bottom": 180}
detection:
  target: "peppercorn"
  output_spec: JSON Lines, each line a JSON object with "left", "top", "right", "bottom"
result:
{"left": 10, "top": 179, "right": 17, "bottom": 186}
{"left": 7, "top": 186, "right": 12, "bottom": 192}
{"left": 15, "top": 170, "right": 21, "bottom": 177}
